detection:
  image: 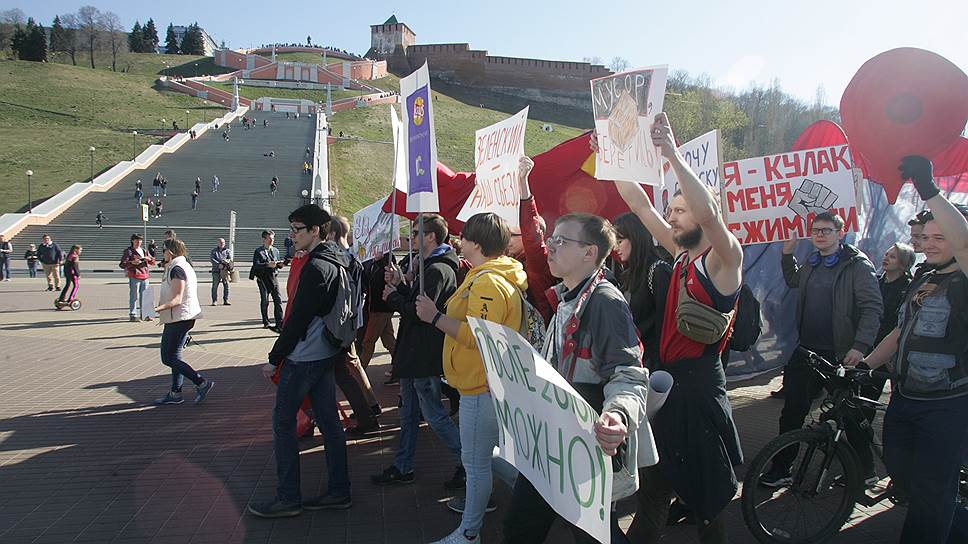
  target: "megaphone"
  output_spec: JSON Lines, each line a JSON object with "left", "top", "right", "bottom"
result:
{"left": 840, "top": 48, "right": 968, "bottom": 203}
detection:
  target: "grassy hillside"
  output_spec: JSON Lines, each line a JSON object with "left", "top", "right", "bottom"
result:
{"left": 326, "top": 75, "right": 586, "bottom": 215}
{"left": 0, "top": 58, "right": 227, "bottom": 213}
{"left": 49, "top": 51, "right": 234, "bottom": 78}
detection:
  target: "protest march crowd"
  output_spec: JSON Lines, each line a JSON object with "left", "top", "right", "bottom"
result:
{"left": 3, "top": 54, "right": 965, "bottom": 544}
{"left": 98, "top": 106, "right": 961, "bottom": 544}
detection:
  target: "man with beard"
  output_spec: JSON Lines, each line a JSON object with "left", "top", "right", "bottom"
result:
{"left": 610, "top": 113, "right": 744, "bottom": 543}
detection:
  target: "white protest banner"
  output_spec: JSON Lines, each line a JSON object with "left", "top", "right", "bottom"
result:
{"left": 591, "top": 65, "right": 668, "bottom": 185}
{"left": 400, "top": 62, "right": 439, "bottom": 213}
{"left": 721, "top": 145, "right": 859, "bottom": 245}
{"left": 389, "top": 105, "right": 407, "bottom": 193}
{"left": 656, "top": 129, "right": 721, "bottom": 218}
{"left": 468, "top": 317, "right": 612, "bottom": 544}
{"left": 353, "top": 196, "right": 400, "bottom": 262}
{"left": 457, "top": 107, "right": 529, "bottom": 228}
{"left": 141, "top": 286, "right": 155, "bottom": 320}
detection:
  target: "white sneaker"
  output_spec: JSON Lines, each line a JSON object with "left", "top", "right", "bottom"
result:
{"left": 430, "top": 528, "right": 480, "bottom": 543}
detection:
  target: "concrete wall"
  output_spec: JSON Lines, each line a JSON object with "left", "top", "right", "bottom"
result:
{"left": 370, "top": 23, "right": 415, "bottom": 56}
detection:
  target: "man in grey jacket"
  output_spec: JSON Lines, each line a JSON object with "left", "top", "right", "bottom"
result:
{"left": 209, "top": 238, "right": 232, "bottom": 306}
{"left": 761, "top": 211, "right": 883, "bottom": 487}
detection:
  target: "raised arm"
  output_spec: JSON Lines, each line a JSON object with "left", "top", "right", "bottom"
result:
{"left": 902, "top": 155, "right": 968, "bottom": 268}
{"left": 589, "top": 132, "right": 677, "bottom": 256}
{"left": 652, "top": 113, "right": 742, "bottom": 292}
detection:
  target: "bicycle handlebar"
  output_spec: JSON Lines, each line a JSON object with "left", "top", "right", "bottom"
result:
{"left": 794, "top": 346, "right": 893, "bottom": 384}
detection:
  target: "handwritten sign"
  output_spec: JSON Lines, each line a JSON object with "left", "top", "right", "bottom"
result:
{"left": 721, "top": 145, "right": 859, "bottom": 245}
{"left": 353, "top": 196, "right": 401, "bottom": 262}
{"left": 591, "top": 65, "right": 668, "bottom": 185}
{"left": 457, "top": 107, "right": 529, "bottom": 228}
{"left": 656, "top": 130, "right": 721, "bottom": 218}
{"left": 469, "top": 317, "right": 612, "bottom": 544}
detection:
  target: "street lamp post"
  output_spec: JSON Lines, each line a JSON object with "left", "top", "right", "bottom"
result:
{"left": 185, "top": 110, "right": 190, "bottom": 131}
{"left": 26, "top": 170, "right": 33, "bottom": 213}
{"left": 131, "top": 131, "right": 137, "bottom": 160}
{"left": 161, "top": 118, "right": 166, "bottom": 130}
{"left": 194, "top": 63, "right": 198, "bottom": 78}
{"left": 89, "top": 146, "right": 95, "bottom": 182}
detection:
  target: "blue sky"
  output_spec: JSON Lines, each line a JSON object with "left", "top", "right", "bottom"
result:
{"left": 7, "top": 0, "right": 966, "bottom": 106}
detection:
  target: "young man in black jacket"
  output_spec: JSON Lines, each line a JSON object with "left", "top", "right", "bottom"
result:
{"left": 251, "top": 229, "right": 284, "bottom": 332}
{"left": 370, "top": 213, "right": 464, "bottom": 489}
{"left": 248, "top": 205, "right": 352, "bottom": 518}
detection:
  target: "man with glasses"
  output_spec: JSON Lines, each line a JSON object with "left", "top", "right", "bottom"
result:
{"left": 248, "top": 205, "right": 352, "bottom": 518}
{"left": 759, "top": 210, "right": 883, "bottom": 487}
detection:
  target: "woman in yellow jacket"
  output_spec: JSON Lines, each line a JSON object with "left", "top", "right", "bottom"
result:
{"left": 416, "top": 212, "right": 527, "bottom": 544}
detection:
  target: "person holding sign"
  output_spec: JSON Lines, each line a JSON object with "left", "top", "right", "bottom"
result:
{"left": 502, "top": 212, "right": 649, "bottom": 543}
{"left": 608, "top": 113, "right": 743, "bottom": 543}
{"left": 372, "top": 214, "right": 464, "bottom": 489}
{"left": 414, "top": 212, "right": 527, "bottom": 544}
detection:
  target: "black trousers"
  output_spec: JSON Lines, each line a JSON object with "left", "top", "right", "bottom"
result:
{"left": 256, "top": 276, "right": 283, "bottom": 327}
{"left": 628, "top": 465, "right": 729, "bottom": 544}
{"left": 503, "top": 474, "right": 626, "bottom": 543}
{"left": 776, "top": 347, "right": 876, "bottom": 474}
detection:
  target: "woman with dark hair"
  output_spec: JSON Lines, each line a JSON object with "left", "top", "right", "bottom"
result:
{"left": 612, "top": 212, "right": 672, "bottom": 369}
{"left": 153, "top": 238, "right": 214, "bottom": 405}
{"left": 57, "top": 245, "right": 82, "bottom": 304}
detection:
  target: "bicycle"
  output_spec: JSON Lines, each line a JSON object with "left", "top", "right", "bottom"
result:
{"left": 741, "top": 347, "right": 968, "bottom": 544}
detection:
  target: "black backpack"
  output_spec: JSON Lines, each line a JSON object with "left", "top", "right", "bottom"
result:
{"left": 728, "top": 284, "right": 762, "bottom": 352}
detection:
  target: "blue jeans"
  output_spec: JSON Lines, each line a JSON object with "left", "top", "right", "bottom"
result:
{"left": 883, "top": 393, "right": 968, "bottom": 544}
{"left": 128, "top": 277, "right": 147, "bottom": 317}
{"left": 0, "top": 257, "right": 9, "bottom": 279}
{"left": 394, "top": 377, "right": 461, "bottom": 474}
{"left": 160, "top": 320, "right": 202, "bottom": 391}
{"left": 273, "top": 356, "right": 350, "bottom": 504}
{"left": 27, "top": 262, "right": 37, "bottom": 278}
{"left": 458, "top": 391, "right": 499, "bottom": 537}
{"left": 211, "top": 272, "right": 229, "bottom": 303}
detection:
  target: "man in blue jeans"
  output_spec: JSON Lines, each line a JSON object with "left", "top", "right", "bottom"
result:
{"left": 209, "top": 238, "right": 232, "bottom": 305}
{"left": 120, "top": 234, "right": 156, "bottom": 322}
{"left": 248, "top": 204, "right": 352, "bottom": 519}
{"left": 370, "top": 215, "right": 464, "bottom": 489}
{"left": 856, "top": 157, "right": 968, "bottom": 544}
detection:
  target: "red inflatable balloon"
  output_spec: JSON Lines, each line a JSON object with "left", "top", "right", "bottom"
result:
{"left": 840, "top": 48, "right": 968, "bottom": 203}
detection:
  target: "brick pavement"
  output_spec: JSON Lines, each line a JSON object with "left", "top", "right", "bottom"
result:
{"left": 0, "top": 276, "right": 905, "bottom": 543}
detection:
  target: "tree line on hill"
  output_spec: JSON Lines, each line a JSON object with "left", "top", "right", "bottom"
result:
{"left": 0, "top": 7, "right": 207, "bottom": 71}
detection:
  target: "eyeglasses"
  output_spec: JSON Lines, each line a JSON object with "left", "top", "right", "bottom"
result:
{"left": 545, "top": 235, "right": 592, "bottom": 249}
{"left": 810, "top": 227, "right": 835, "bottom": 236}
{"left": 289, "top": 224, "right": 309, "bottom": 234}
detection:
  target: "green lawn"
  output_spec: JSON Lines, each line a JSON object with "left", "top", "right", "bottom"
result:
{"left": 327, "top": 74, "right": 584, "bottom": 215}
{"left": 49, "top": 51, "right": 234, "bottom": 78}
{"left": 0, "top": 59, "right": 227, "bottom": 213}
{"left": 272, "top": 52, "right": 334, "bottom": 64}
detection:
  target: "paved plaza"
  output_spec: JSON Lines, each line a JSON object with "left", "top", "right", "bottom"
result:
{"left": 0, "top": 276, "right": 905, "bottom": 543}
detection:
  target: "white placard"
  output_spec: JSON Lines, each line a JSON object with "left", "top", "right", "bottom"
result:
{"left": 353, "top": 196, "right": 401, "bottom": 262}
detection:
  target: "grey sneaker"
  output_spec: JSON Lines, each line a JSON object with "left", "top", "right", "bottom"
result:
{"left": 154, "top": 391, "right": 184, "bottom": 405}
{"left": 446, "top": 496, "right": 497, "bottom": 514}
{"left": 194, "top": 380, "right": 214, "bottom": 404}
{"left": 247, "top": 499, "right": 302, "bottom": 518}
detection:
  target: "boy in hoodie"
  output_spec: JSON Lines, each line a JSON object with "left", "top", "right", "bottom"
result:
{"left": 371, "top": 213, "right": 464, "bottom": 490}
{"left": 248, "top": 205, "right": 352, "bottom": 518}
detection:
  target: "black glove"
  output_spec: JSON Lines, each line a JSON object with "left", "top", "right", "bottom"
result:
{"left": 899, "top": 155, "right": 938, "bottom": 201}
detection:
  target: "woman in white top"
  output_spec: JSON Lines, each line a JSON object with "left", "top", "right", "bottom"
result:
{"left": 153, "top": 239, "right": 214, "bottom": 405}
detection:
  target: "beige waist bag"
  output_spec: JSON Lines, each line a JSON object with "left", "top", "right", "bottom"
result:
{"left": 675, "top": 258, "right": 735, "bottom": 345}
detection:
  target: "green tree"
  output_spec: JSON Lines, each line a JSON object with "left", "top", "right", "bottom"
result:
{"left": 180, "top": 22, "right": 204, "bottom": 55}
{"left": 143, "top": 18, "right": 159, "bottom": 52}
{"left": 11, "top": 17, "right": 46, "bottom": 62}
{"left": 129, "top": 20, "right": 143, "bottom": 53}
{"left": 164, "top": 22, "right": 179, "bottom": 54}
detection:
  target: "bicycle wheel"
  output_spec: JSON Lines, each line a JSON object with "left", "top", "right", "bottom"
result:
{"left": 742, "top": 428, "right": 860, "bottom": 544}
